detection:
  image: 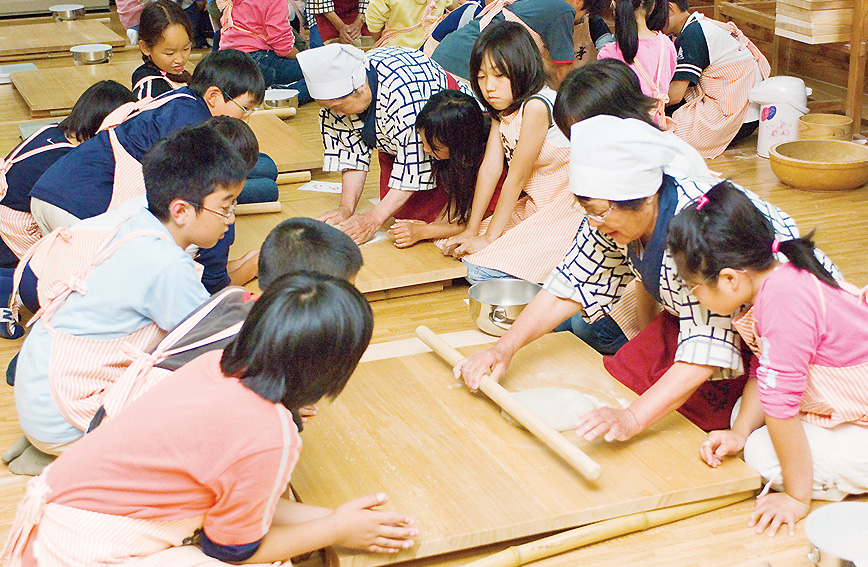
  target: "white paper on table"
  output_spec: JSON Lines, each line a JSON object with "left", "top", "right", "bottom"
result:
{"left": 298, "top": 181, "right": 342, "bottom": 194}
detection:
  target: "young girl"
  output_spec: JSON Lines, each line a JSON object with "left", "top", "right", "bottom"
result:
{"left": 365, "top": 0, "right": 450, "bottom": 49}
{"left": 596, "top": 0, "right": 675, "bottom": 127}
{"left": 1, "top": 271, "right": 418, "bottom": 565}
{"left": 667, "top": 181, "right": 868, "bottom": 537}
{"left": 132, "top": 0, "right": 195, "bottom": 100}
{"left": 443, "top": 21, "right": 585, "bottom": 285}
{"left": 388, "top": 89, "right": 491, "bottom": 248}
{"left": 0, "top": 81, "right": 135, "bottom": 340}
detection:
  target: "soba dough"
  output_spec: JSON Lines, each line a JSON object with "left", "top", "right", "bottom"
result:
{"left": 507, "top": 387, "right": 597, "bottom": 431}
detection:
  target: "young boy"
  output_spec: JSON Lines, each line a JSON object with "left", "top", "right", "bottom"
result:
{"left": 663, "top": 0, "right": 770, "bottom": 158}
{"left": 29, "top": 49, "right": 264, "bottom": 293}
{"left": 5, "top": 122, "right": 247, "bottom": 476}
{"left": 93, "top": 217, "right": 364, "bottom": 429}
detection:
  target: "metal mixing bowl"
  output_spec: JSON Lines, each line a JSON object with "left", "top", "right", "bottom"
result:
{"left": 468, "top": 279, "right": 542, "bottom": 336}
{"left": 51, "top": 4, "right": 85, "bottom": 20}
{"left": 70, "top": 44, "right": 112, "bottom": 65}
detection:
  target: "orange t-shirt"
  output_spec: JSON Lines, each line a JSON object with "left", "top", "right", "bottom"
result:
{"left": 46, "top": 350, "right": 300, "bottom": 546}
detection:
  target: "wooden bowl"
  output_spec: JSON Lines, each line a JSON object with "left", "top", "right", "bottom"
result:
{"left": 769, "top": 139, "right": 868, "bottom": 192}
{"left": 798, "top": 113, "right": 852, "bottom": 140}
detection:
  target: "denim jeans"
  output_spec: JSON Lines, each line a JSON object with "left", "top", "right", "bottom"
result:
{"left": 248, "top": 50, "right": 312, "bottom": 104}
{"left": 461, "top": 260, "right": 514, "bottom": 285}
{"left": 554, "top": 312, "right": 628, "bottom": 356}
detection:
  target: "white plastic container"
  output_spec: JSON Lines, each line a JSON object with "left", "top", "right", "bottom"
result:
{"left": 748, "top": 77, "right": 811, "bottom": 158}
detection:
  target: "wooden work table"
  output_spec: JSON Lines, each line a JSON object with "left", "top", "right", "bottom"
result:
{"left": 0, "top": 20, "right": 124, "bottom": 62}
{"left": 291, "top": 332, "right": 760, "bottom": 567}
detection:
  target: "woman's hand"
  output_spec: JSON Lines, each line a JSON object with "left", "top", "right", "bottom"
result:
{"left": 319, "top": 205, "right": 354, "bottom": 226}
{"left": 388, "top": 219, "right": 426, "bottom": 248}
{"left": 699, "top": 429, "right": 746, "bottom": 468}
{"left": 749, "top": 492, "right": 810, "bottom": 536}
{"left": 346, "top": 16, "right": 364, "bottom": 40}
{"left": 331, "top": 494, "right": 418, "bottom": 553}
{"left": 340, "top": 212, "right": 382, "bottom": 244}
{"left": 453, "top": 345, "right": 512, "bottom": 391}
{"left": 574, "top": 407, "right": 641, "bottom": 442}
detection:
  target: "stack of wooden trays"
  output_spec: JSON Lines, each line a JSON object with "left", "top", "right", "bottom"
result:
{"left": 775, "top": 0, "right": 854, "bottom": 44}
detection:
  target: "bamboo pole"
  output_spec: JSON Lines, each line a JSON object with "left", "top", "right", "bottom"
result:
{"left": 276, "top": 171, "right": 312, "bottom": 184}
{"left": 415, "top": 325, "right": 602, "bottom": 482}
{"left": 463, "top": 493, "right": 751, "bottom": 567}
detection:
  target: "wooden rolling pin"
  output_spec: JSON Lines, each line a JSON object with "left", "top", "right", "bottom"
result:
{"left": 415, "top": 325, "right": 602, "bottom": 482}
{"left": 235, "top": 201, "right": 282, "bottom": 215}
{"left": 276, "top": 171, "right": 311, "bottom": 184}
{"left": 254, "top": 107, "right": 297, "bottom": 119}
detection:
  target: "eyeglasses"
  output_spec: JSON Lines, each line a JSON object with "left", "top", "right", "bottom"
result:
{"left": 585, "top": 203, "right": 614, "bottom": 224}
{"left": 221, "top": 90, "right": 254, "bottom": 118}
{"left": 675, "top": 274, "right": 714, "bottom": 295}
{"left": 188, "top": 200, "right": 237, "bottom": 221}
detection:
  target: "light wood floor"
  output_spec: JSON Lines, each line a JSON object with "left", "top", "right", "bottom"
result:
{"left": 0, "top": 9, "right": 866, "bottom": 567}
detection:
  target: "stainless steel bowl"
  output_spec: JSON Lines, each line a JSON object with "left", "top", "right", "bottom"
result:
{"left": 70, "top": 44, "right": 112, "bottom": 65}
{"left": 468, "top": 279, "right": 541, "bottom": 336}
{"left": 263, "top": 88, "right": 299, "bottom": 109}
{"left": 51, "top": 4, "right": 85, "bottom": 20}
{"left": 805, "top": 502, "right": 868, "bottom": 566}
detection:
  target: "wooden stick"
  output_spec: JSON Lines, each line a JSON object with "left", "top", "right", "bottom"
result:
{"left": 276, "top": 171, "right": 312, "bottom": 184}
{"left": 415, "top": 325, "right": 602, "bottom": 482}
{"left": 235, "top": 201, "right": 282, "bottom": 215}
{"left": 462, "top": 492, "right": 751, "bottom": 567}
{"left": 254, "top": 107, "right": 297, "bottom": 119}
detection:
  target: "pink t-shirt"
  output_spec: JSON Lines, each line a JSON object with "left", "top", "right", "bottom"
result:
{"left": 115, "top": 0, "right": 145, "bottom": 29}
{"left": 46, "top": 350, "right": 301, "bottom": 547}
{"left": 597, "top": 33, "right": 677, "bottom": 101}
{"left": 754, "top": 263, "right": 868, "bottom": 419}
{"left": 220, "top": 0, "right": 296, "bottom": 57}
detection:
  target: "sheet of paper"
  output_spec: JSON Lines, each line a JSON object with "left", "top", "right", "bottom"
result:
{"left": 297, "top": 181, "right": 342, "bottom": 194}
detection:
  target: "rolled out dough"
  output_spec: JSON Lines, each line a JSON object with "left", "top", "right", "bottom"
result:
{"left": 505, "top": 387, "right": 598, "bottom": 432}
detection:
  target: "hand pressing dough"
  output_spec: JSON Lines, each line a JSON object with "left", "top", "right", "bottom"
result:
{"left": 505, "top": 387, "right": 598, "bottom": 431}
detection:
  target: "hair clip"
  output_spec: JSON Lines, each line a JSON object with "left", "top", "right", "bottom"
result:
{"left": 695, "top": 195, "right": 709, "bottom": 211}
{"left": 771, "top": 238, "right": 781, "bottom": 254}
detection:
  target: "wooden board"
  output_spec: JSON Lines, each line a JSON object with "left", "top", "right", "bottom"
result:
{"left": 247, "top": 113, "right": 323, "bottom": 173}
{"left": 0, "top": 20, "right": 124, "bottom": 60}
{"left": 230, "top": 194, "right": 466, "bottom": 296}
{"left": 290, "top": 333, "right": 761, "bottom": 567}
{"left": 10, "top": 61, "right": 139, "bottom": 117}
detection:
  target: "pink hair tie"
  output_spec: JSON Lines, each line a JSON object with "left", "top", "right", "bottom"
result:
{"left": 696, "top": 195, "right": 709, "bottom": 211}
{"left": 771, "top": 238, "right": 781, "bottom": 254}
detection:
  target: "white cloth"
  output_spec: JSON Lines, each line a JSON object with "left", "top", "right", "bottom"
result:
{"left": 569, "top": 116, "right": 695, "bottom": 200}
{"left": 297, "top": 44, "right": 367, "bottom": 100}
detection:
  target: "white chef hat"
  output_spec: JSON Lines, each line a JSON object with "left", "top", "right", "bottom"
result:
{"left": 297, "top": 44, "right": 367, "bottom": 101}
{"left": 569, "top": 116, "right": 683, "bottom": 200}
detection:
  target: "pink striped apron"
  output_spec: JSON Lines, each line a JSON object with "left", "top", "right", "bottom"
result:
{"left": 98, "top": 92, "right": 196, "bottom": 213}
{"left": 12, "top": 212, "right": 170, "bottom": 432}
{"left": 0, "top": 125, "right": 74, "bottom": 259}
{"left": 631, "top": 32, "right": 671, "bottom": 128}
{"left": 101, "top": 287, "right": 246, "bottom": 422}
{"left": 671, "top": 16, "right": 771, "bottom": 158}
{"left": 732, "top": 276, "right": 868, "bottom": 429}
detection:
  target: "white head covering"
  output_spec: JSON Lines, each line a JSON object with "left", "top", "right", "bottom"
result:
{"left": 569, "top": 116, "right": 694, "bottom": 200}
{"left": 297, "top": 44, "right": 367, "bottom": 101}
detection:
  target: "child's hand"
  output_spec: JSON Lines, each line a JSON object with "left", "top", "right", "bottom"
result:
{"left": 699, "top": 429, "right": 746, "bottom": 468}
{"left": 298, "top": 405, "right": 318, "bottom": 422}
{"left": 452, "top": 235, "right": 492, "bottom": 256}
{"left": 749, "top": 492, "right": 810, "bottom": 536}
{"left": 388, "top": 220, "right": 426, "bottom": 248}
{"left": 332, "top": 493, "right": 418, "bottom": 553}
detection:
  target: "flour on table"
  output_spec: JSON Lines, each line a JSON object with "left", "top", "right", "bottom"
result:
{"left": 504, "top": 387, "right": 598, "bottom": 431}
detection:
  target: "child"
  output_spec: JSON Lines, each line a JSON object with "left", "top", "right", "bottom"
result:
{"left": 365, "top": 0, "right": 450, "bottom": 49}
{"left": 663, "top": 0, "right": 770, "bottom": 158}
{"left": 4, "top": 122, "right": 246, "bottom": 476}
{"left": 388, "top": 89, "right": 491, "bottom": 248}
{"left": 596, "top": 0, "right": 675, "bottom": 127}
{"left": 29, "top": 49, "right": 264, "bottom": 293}
{"left": 1, "top": 272, "right": 419, "bottom": 565}
{"left": 115, "top": 0, "right": 148, "bottom": 44}
{"left": 92, "top": 217, "right": 363, "bottom": 429}
{"left": 218, "top": 0, "right": 312, "bottom": 103}
{"left": 133, "top": 0, "right": 195, "bottom": 100}
{"left": 443, "top": 22, "right": 584, "bottom": 285}
{"left": 667, "top": 181, "right": 868, "bottom": 537}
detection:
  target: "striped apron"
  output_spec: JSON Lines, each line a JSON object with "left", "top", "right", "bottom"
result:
{"left": 11, "top": 213, "right": 170, "bottom": 432}
{"left": 671, "top": 16, "right": 770, "bottom": 158}
{"left": 732, "top": 276, "right": 868, "bottom": 428}
{"left": 0, "top": 126, "right": 74, "bottom": 259}
{"left": 631, "top": 32, "right": 671, "bottom": 129}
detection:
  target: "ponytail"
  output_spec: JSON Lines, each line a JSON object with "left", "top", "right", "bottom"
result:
{"left": 614, "top": 0, "right": 640, "bottom": 63}
{"left": 667, "top": 181, "right": 840, "bottom": 288}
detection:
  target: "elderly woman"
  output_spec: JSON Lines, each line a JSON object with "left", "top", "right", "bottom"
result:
{"left": 455, "top": 115, "right": 839, "bottom": 441}
{"left": 297, "top": 44, "right": 469, "bottom": 244}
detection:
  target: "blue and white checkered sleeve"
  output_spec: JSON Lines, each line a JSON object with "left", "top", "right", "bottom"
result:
{"left": 543, "top": 220, "right": 636, "bottom": 322}
{"left": 320, "top": 108, "right": 372, "bottom": 173}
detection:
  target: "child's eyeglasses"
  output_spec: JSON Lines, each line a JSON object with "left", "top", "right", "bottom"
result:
{"left": 221, "top": 90, "right": 255, "bottom": 118}
{"left": 188, "top": 200, "right": 237, "bottom": 221}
